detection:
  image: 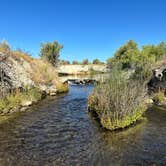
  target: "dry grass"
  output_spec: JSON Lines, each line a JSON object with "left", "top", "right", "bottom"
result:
{"left": 30, "top": 59, "right": 59, "bottom": 86}
{"left": 152, "top": 57, "right": 166, "bottom": 69}
{"left": 0, "top": 87, "right": 42, "bottom": 113}
{"left": 56, "top": 82, "right": 69, "bottom": 93}
{"left": 11, "top": 51, "right": 34, "bottom": 63}
{"left": 88, "top": 68, "right": 147, "bottom": 130}
{"left": 152, "top": 90, "right": 166, "bottom": 105}
{"left": 0, "top": 44, "right": 68, "bottom": 93}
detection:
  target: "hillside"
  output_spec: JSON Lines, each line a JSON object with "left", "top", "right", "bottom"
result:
{"left": 0, "top": 46, "right": 68, "bottom": 114}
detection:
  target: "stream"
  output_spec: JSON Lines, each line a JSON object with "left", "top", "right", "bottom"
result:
{"left": 0, "top": 85, "right": 165, "bottom": 166}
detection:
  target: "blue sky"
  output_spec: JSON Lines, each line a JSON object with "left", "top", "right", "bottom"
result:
{"left": 0, "top": 0, "right": 165, "bottom": 62}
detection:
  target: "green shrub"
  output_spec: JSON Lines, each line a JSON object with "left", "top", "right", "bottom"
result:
{"left": 88, "top": 68, "right": 147, "bottom": 130}
{"left": 40, "top": 41, "right": 63, "bottom": 66}
{"left": 0, "top": 87, "right": 42, "bottom": 113}
{"left": 152, "top": 90, "right": 166, "bottom": 105}
{"left": 56, "top": 83, "right": 69, "bottom": 93}
{"left": 107, "top": 40, "right": 166, "bottom": 70}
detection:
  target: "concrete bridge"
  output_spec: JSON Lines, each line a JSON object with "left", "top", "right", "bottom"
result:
{"left": 57, "top": 64, "right": 109, "bottom": 75}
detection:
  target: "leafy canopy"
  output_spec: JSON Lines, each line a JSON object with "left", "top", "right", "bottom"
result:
{"left": 92, "top": 58, "right": 103, "bottom": 64}
{"left": 107, "top": 40, "right": 166, "bottom": 70}
{"left": 40, "top": 41, "right": 63, "bottom": 66}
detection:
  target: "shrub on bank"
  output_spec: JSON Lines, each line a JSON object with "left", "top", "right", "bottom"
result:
{"left": 88, "top": 68, "right": 147, "bottom": 130}
{"left": 56, "top": 82, "right": 69, "bottom": 93}
{"left": 152, "top": 90, "right": 166, "bottom": 105}
{"left": 0, "top": 87, "right": 42, "bottom": 113}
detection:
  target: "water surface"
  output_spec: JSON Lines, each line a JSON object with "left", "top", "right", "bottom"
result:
{"left": 0, "top": 85, "right": 165, "bottom": 166}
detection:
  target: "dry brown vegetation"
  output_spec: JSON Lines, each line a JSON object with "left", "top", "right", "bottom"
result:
{"left": 88, "top": 68, "right": 147, "bottom": 130}
{"left": 0, "top": 42, "right": 68, "bottom": 94}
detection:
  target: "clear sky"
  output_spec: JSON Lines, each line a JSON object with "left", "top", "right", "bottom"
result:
{"left": 0, "top": 0, "right": 165, "bottom": 62}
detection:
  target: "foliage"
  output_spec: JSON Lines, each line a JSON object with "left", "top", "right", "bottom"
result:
{"left": 130, "top": 59, "right": 153, "bottom": 83}
{"left": 107, "top": 40, "right": 166, "bottom": 70}
{"left": 56, "top": 82, "right": 69, "bottom": 93}
{"left": 72, "top": 60, "right": 79, "bottom": 65}
{"left": 0, "top": 40, "right": 67, "bottom": 94}
{"left": 0, "top": 87, "right": 42, "bottom": 112}
{"left": 40, "top": 41, "right": 63, "bottom": 66}
{"left": 0, "top": 40, "right": 11, "bottom": 52}
{"left": 12, "top": 50, "right": 33, "bottom": 63}
{"left": 110, "top": 40, "right": 140, "bottom": 69}
{"left": 152, "top": 90, "right": 166, "bottom": 105}
{"left": 92, "top": 59, "right": 103, "bottom": 64}
{"left": 60, "top": 60, "right": 70, "bottom": 65}
{"left": 31, "top": 59, "right": 59, "bottom": 86}
{"left": 82, "top": 59, "right": 89, "bottom": 65}
{"left": 88, "top": 67, "right": 147, "bottom": 130}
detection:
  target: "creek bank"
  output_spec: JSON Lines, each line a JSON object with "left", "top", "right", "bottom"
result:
{"left": 88, "top": 63, "right": 166, "bottom": 131}
{"left": 0, "top": 48, "right": 69, "bottom": 116}
{"left": 148, "top": 61, "right": 166, "bottom": 105}
{"left": 0, "top": 84, "right": 69, "bottom": 116}
{"left": 88, "top": 69, "right": 147, "bottom": 131}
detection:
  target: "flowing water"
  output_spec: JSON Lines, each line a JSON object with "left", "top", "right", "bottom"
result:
{"left": 0, "top": 85, "right": 165, "bottom": 166}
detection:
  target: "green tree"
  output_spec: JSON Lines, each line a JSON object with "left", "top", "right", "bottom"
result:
{"left": 141, "top": 42, "right": 166, "bottom": 62}
{"left": 72, "top": 60, "right": 79, "bottom": 65}
{"left": 115, "top": 40, "right": 140, "bottom": 69}
{"left": 60, "top": 60, "right": 70, "bottom": 65}
{"left": 0, "top": 40, "right": 11, "bottom": 51}
{"left": 82, "top": 59, "right": 89, "bottom": 65}
{"left": 40, "top": 41, "right": 63, "bottom": 66}
{"left": 93, "top": 58, "right": 102, "bottom": 64}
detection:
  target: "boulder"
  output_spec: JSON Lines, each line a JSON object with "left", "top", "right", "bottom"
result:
{"left": 21, "top": 100, "right": 33, "bottom": 107}
{"left": 148, "top": 64, "right": 166, "bottom": 93}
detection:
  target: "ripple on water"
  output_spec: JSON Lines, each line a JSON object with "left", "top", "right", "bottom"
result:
{"left": 0, "top": 85, "right": 165, "bottom": 166}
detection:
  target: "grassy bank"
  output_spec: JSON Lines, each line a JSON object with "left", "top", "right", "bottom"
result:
{"left": 0, "top": 87, "right": 42, "bottom": 114}
{"left": 0, "top": 42, "right": 69, "bottom": 115}
{"left": 0, "top": 82, "right": 69, "bottom": 115}
{"left": 88, "top": 68, "right": 147, "bottom": 131}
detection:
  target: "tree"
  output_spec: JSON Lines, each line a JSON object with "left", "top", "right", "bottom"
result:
{"left": 60, "top": 60, "right": 70, "bottom": 65}
{"left": 72, "top": 60, "right": 79, "bottom": 65}
{"left": 82, "top": 59, "right": 89, "bottom": 65}
{"left": 141, "top": 42, "right": 166, "bottom": 62}
{"left": 107, "top": 57, "right": 116, "bottom": 68}
{"left": 40, "top": 41, "right": 63, "bottom": 66}
{"left": 115, "top": 40, "right": 140, "bottom": 69}
{"left": 0, "top": 40, "right": 11, "bottom": 51}
{"left": 93, "top": 58, "right": 102, "bottom": 64}
{"left": 107, "top": 40, "right": 140, "bottom": 69}
{"left": 107, "top": 40, "right": 166, "bottom": 71}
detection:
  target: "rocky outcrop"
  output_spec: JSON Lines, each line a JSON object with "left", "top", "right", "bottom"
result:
{"left": 0, "top": 52, "right": 34, "bottom": 90}
{"left": 0, "top": 51, "right": 62, "bottom": 97}
{"left": 148, "top": 61, "right": 166, "bottom": 93}
{"left": 39, "top": 84, "right": 57, "bottom": 96}
{"left": 0, "top": 50, "right": 69, "bottom": 115}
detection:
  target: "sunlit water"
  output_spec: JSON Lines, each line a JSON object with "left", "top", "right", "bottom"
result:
{"left": 0, "top": 85, "right": 165, "bottom": 166}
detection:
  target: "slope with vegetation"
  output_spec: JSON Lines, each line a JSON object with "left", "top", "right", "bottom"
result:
{"left": 88, "top": 40, "right": 166, "bottom": 131}
{"left": 0, "top": 41, "right": 68, "bottom": 115}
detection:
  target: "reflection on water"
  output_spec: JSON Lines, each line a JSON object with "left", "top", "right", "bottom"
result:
{"left": 0, "top": 85, "right": 165, "bottom": 166}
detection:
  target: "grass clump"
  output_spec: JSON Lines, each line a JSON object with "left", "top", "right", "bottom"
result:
{"left": 0, "top": 87, "right": 42, "bottom": 113}
{"left": 152, "top": 90, "right": 166, "bottom": 105}
{"left": 56, "top": 82, "right": 69, "bottom": 93}
{"left": 88, "top": 68, "right": 147, "bottom": 131}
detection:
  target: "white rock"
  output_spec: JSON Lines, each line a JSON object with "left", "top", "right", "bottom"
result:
{"left": 21, "top": 100, "right": 33, "bottom": 107}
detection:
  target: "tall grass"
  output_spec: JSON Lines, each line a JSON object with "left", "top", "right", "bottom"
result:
{"left": 0, "top": 87, "right": 42, "bottom": 113}
{"left": 88, "top": 68, "right": 147, "bottom": 130}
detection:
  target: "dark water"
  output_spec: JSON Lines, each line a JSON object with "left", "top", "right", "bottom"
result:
{"left": 0, "top": 85, "right": 165, "bottom": 166}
